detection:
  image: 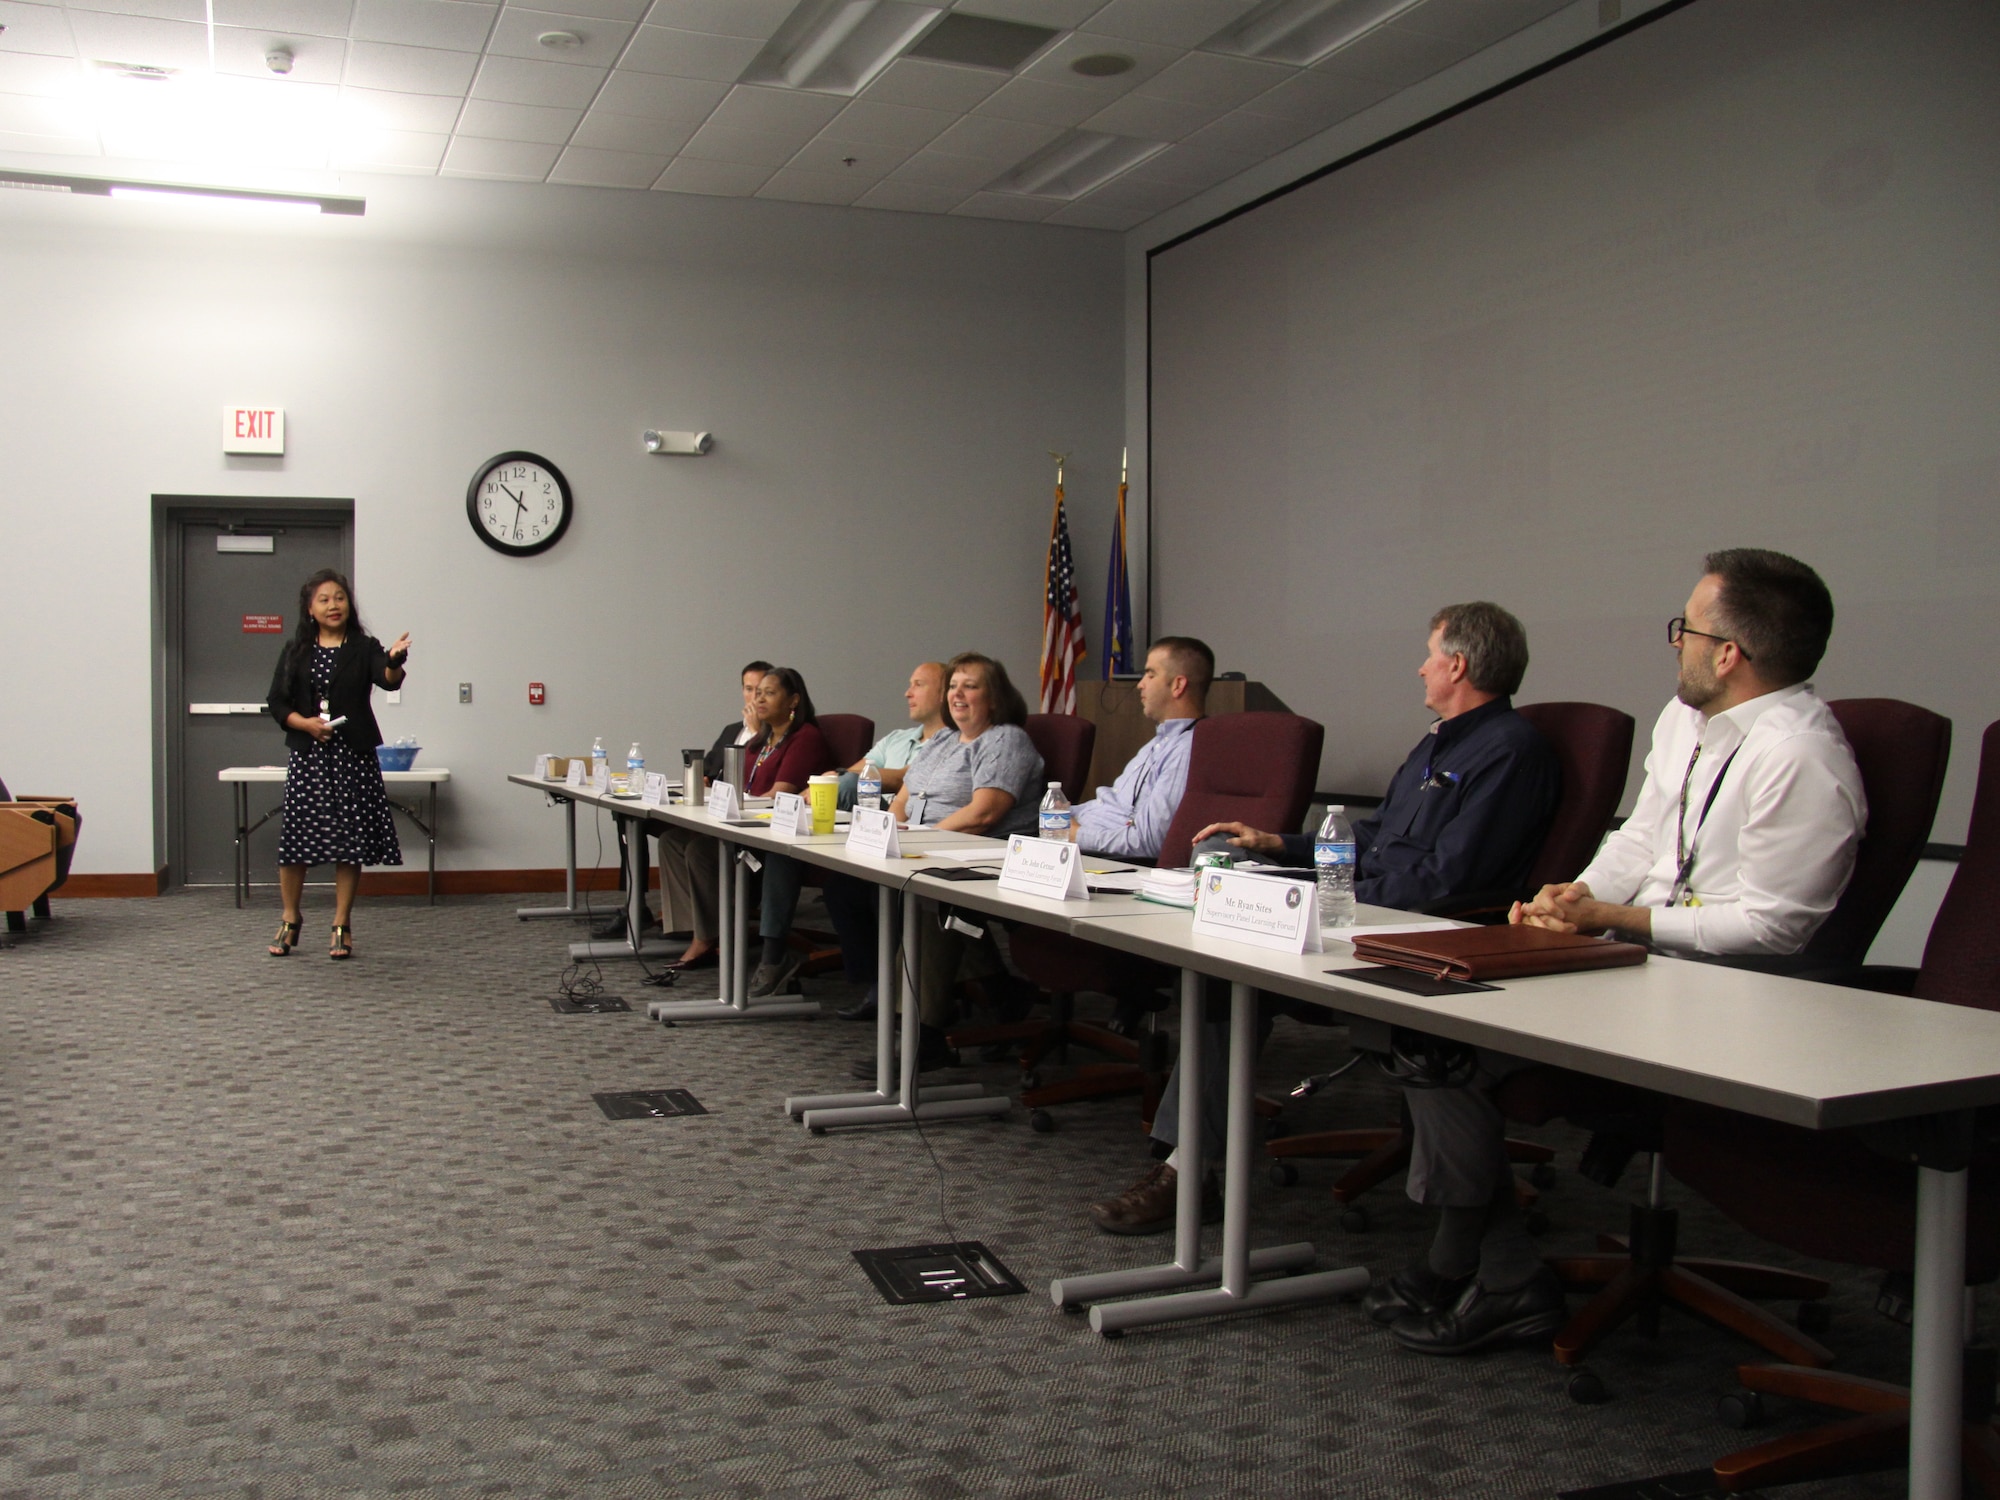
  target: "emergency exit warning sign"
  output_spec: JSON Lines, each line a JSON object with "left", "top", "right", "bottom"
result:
{"left": 223, "top": 406, "right": 285, "bottom": 455}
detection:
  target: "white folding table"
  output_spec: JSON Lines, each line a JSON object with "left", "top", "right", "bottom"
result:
{"left": 219, "top": 765, "right": 450, "bottom": 906}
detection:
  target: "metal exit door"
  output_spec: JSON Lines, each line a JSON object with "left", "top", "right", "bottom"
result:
{"left": 167, "top": 509, "right": 350, "bottom": 886}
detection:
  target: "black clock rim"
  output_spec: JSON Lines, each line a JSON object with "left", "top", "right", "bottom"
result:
{"left": 466, "top": 450, "right": 572, "bottom": 558}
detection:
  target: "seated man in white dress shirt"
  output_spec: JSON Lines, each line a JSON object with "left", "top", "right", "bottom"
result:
{"left": 1072, "top": 636, "right": 1211, "bottom": 859}
{"left": 1377, "top": 548, "right": 1866, "bottom": 1357}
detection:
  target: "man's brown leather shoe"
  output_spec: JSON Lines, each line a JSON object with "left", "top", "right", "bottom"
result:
{"left": 1087, "top": 1163, "right": 1222, "bottom": 1236}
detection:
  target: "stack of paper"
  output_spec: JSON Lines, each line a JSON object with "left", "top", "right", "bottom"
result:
{"left": 1137, "top": 868, "right": 1199, "bottom": 908}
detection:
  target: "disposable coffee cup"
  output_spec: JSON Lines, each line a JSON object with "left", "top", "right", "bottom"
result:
{"left": 807, "top": 774, "right": 838, "bottom": 835}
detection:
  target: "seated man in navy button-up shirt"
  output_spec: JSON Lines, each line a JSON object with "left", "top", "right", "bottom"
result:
{"left": 1087, "top": 602, "right": 1559, "bottom": 1236}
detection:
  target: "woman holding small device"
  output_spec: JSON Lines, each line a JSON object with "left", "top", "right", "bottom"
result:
{"left": 264, "top": 569, "right": 410, "bottom": 960}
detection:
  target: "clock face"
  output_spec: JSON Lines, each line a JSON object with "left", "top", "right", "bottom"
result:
{"left": 466, "top": 451, "right": 572, "bottom": 557}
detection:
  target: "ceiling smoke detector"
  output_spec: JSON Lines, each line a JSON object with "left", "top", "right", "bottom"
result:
{"left": 265, "top": 46, "right": 294, "bottom": 74}
{"left": 1070, "top": 53, "right": 1133, "bottom": 77}
{"left": 538, "top": 30, "right": 582, "bottom": 49}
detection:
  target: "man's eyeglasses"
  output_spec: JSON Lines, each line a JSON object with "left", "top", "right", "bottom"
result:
{"left": 1667, "top": 616, "right": 1753, "bottom": 661}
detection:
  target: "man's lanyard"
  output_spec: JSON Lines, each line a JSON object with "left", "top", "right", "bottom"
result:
{"left": 1671, "top": 740, "right": 1742, "bottom": 904}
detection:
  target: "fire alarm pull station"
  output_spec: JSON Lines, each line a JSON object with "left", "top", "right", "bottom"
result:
{"left": 528, "top": 682, "right": 546, "bottom": 706}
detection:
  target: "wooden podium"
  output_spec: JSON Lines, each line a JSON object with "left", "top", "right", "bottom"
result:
{"left": 1071, "top": 678, "right": 1290, "bottom": 798}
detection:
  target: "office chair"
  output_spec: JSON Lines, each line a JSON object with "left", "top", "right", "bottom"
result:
{"left": 1023, "top": 713, "right": 1096, "bottom": 804}
{"left": 813, "top": 714, "right": 876, "bottom": 774}
{"left": 0, "top": 774, "right": 79, "bottom": 929}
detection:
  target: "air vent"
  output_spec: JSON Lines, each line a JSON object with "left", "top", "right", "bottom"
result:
{"left": 987, "top": 130, "right": 1168, "bottom": 200}
{"left": 741, "top": 0, "right": 942, "bottom": 96}
{"left": 95, "top": 60, "right": 176, "bottom": 82}
{"left": 906, "top": 12, "right": 1058, "bottom": 71}
{"left": 1204, "top": 0, "right": 1425, "bottom": 68}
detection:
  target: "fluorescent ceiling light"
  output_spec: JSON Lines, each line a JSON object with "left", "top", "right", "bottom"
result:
{"left": 740, "top": 0, "right": 943, "bottom": 96}
{"left": 1205, "top": 0, "right": 1427, "bottom": 67}
{"left": 987, "top": 130, "right": 1168, "bottom": 200}
{"left": 0, "top": 169, "right": 362, "bottom": 215}
{"left": 110, "top": 185, "right": 324, "bottom": 213}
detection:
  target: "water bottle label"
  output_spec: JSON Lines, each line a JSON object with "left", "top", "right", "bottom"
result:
{"left": 1314, "top": 841, "right": 1356, "bottom": 867}
{"left": 1040, "top": 812, "right": 1072, "bottom": 835}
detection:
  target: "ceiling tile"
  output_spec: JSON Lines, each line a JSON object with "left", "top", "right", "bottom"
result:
{"left": 590, "top": 66, "right": 722, "bottom": 121}
{"left": 641, "top": 0, "right": 791, "bottom": 39}
{"left": 853, "top": 178, "right": 964, "bottom": 214}
{"left": 787, "top": 132, "right": 906, "bottom": 180}
{"left": 927, "top": 110, "right": 1055, "bottom": 162}
{"left": 485, "top": 6, "right": 632, "bottom": 67}
{"left": 213, "top": 28, "right": 347, "bottom": 83}
{"left": 529, "top": 0, "right": 650, "bottom": 23}
{"left": 820, "top": 98, "right": 952, "bottom": 150}
{"left": 335, "top": 124, "right": 447, "bottom": 166}
{"left": 1081, "top": 0, "right": 1257, "bottom": 49}
{"left": 951, "top": 189, "right": 1056, "bottom": 221}
{"left": 1078, "top": 171, "right": 1190, "bottom": 212}
{"left": 0, "top": 50, "right": 79, "bottom": 93}
{"left": 1118, "top": 138, "right": 1256, "bottom": 189}
{"left": 213, "top": 0, "right": 353, "bottom": 37}
{"left": 756, "top": 165, "right": 866, "bottom": 205}
{"left": 344, "top": 38, "right": 481, "bottom": 93}
{"left": 618, "top": 24, "right": 760, "bottom": 81}
{"left": 973, "top": 75, "right": 1103, "bottom": 128}
{"left": 1018, "top": 30, "right": 1179, "bottom": 95}
{"left": 1042, "top": 197, "right": 1149, "bottom": 229}
{"left": 548, "top": 142, "right": 664, "bottom": 184}
{"left": 73, "top": 0, "right": 203, "bottom": 25}
{"left": 1315, "top": 20, "right": 1470, "bottom": 89}
{"left": 858, "top": 56, "right": 1002, "bottom": 112}
{"left": 885, "top": 147, "right": 998, "bottom": 191}
{"left": 569, "top": 104, "right": 692, "bottom": 151}
{"left": 654, "top": 154, "right": 768, "bottom": 195}
{"left": 704, "top": 83, "right": 842, "bottom": 137}
{"left": 680, "top": 117, "right": 808, "bottom": 166}
{"left": 0, "top": 88, "right": 80, "bottom": 133}
{"left": 65, "top": 12, "right": 208, "bottom": 70}
{"left": 1082, "top": 91, "right": 1218, "bottom": 140}
{"left": 469, "top": 53, "right": 605, "bottom": 107}
{"left": 1179, "top": 105, "right": 1317, "bottom": 156}
{"left": 1393, "top": 0, "right": 1570, "bottom": 51}
{"left": 457, "top": 95, "right": 579, "bottom": 140}
{"left": 1137, "top": 50, "right": 1289, "bottom": 110}
{"left": 1247, "top": 64, "right": 1390, "bottom": 124}
{"left": 0, "top": 125, "right": 98, "bottom": 153}
{"left": 0, "top": 3, "right": 76, "bottom": 58}
{"left": 441, "top": 133, "right": 559, "bottom": 175}
{"left": 951, "top": 0, "right": 1101, "bottom": 28}
{"left": 337, "top": 84, "right": 463, "bottom": 129}
{"left": 348, "top": 0, "right": 495, "bottom": 51}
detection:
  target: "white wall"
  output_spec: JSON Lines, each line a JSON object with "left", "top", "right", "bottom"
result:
{"left": 0, "top": 175, "right": 1123, "bottom": 877}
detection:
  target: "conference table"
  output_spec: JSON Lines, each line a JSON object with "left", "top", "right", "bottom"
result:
{"left": 220, "top": 765, "right": 451, "bottom": 906}
{"left": 509, "top": 770, "right": 2000, "bottom": 1499}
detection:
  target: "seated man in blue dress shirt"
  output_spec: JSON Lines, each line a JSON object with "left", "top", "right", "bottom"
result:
{"left": 1089, "top": 602, "right": 1560, "bottom": 1235}
{"left": 1073, "top": 636, "right": 1210, "bottom": 859}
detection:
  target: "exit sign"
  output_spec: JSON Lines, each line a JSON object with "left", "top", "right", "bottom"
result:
{"left": 224, "top": 406, "right": 285, "bottom": 454}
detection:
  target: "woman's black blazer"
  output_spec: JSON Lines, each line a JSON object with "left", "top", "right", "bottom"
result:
{"left": 266, "top": 635, "right": 401, "bottom": 753}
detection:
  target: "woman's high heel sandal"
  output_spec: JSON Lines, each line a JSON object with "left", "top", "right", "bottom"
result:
{"left": 329, "top": 925, "right": 353, "bottom": 961}
{"left": 269, "top": 919, "right": 301, "bottom": 957}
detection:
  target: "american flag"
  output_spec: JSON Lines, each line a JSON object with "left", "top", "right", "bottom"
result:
{"left": 1040, "top": 478, "right": 1086, "bottom": 713}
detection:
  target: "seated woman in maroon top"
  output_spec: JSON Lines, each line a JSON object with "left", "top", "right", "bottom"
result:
{"left": 658, "top": 666, "right": 834, "bottom": 972}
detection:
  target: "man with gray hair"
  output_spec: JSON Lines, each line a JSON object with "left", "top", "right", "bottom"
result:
{"left": 1088, "top": 602, "right": 1561, "bottom": 1234}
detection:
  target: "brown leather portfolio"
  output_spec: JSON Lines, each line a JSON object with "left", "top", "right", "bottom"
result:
{"left": 1350, "top": 925, "right": 1648, "bottom": 982}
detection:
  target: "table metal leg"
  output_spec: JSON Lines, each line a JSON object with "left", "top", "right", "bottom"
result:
{"left": 1065, "top": 979, "right": 1364, "bottom": 1335}
{"left": 647, "top": 837, "right": 815, "bottom": 1022}
{"left": 567, "top": 812, "right": 678, "bottom": 962}
{"left": 1908, "top": 1162, "right": 1968, "bottom": 1500}
{"left": 427, "top": 782, "right": 438, "bottom": 905}
{"left": 518, "top": 796, "right": 590, "bottom": 920}
{"left": 797, "top": 888, "right": 1007, "bottom": 1131}
{"left": 234, "top": 782, "right": 248, "bottom": 909}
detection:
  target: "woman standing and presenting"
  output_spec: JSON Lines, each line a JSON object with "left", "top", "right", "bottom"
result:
{"left": 264, "top": 569, "right": 410, "bottom": 960}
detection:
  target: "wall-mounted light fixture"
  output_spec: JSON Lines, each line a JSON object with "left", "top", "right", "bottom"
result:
{"left": 0, "top": 167, "right": 364, "bottom": 215}
{"left": 644, "top": 430, "right": 713, "bottom": 455}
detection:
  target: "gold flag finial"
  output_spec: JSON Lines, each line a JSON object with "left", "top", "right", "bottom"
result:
{"left": 1048, "top": 449, "right": 1068, "bottom": 489}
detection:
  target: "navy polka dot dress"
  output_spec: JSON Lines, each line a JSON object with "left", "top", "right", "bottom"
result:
{"left": 276, "top": 645, "right": 403, "bottom": 868}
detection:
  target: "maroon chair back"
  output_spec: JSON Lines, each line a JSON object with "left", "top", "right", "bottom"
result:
{"left": 1515, "top": 702, "right": 1636, "bottom": 891}
{"left": 1917, "top": 719, "right": 2000, "bottom": 1012}
{"left": 1024, "top": 714, "right": 1095, "bottom": 804}
{"left": 814, "top": 714, "right": 876, "bottom": 771}
{"left": 1155, "top": 712, "right": 1325, "bottom": 871}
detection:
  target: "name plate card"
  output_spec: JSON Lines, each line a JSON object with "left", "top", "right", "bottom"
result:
{"left": 564, "top": 760, "right": 586, "bottom": 789}
{"left": 592, "top": 762, "right": 611, "bottom": 795}
{"left": 845, "top": 806, "right": 902, "bottom": 859}
{"left": 1192, "top": 868, "right": 1323, "bottom": 954}
{"left": 533, "top": 753, "right": 551, "bottom": 780}
{"left": 640, "top": 772, "right": 668, "bottom": 808}
{"left": 767, "top": 791, "right": 813, "bottom": 838}
{"left": 705, "top": 781, "right": 740, "bottom": 821}
{"left": 998, "top": 835, "right": 1088, "bottom": 901}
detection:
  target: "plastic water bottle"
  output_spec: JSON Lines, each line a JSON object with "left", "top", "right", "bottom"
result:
{"left": 857, "top": 759, "right": 882, "bottom": 810}
{"left": 626, "top": 742, "right": 644, "bottom": 795}
{"left": 1314, "top": 805, "right": 1356, "bottom": 928}
{"left": 590, "top": 736, "right": 605, "bottom": 774}
{"left": 1039, "top": 782, "right": 1074, "bottom": 842}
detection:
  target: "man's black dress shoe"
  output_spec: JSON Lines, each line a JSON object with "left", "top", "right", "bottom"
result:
{"left": 1362, "top": 1266, "right": 1473, "bottom": 1327}
{"left": 835, "top": 985, "right": 877, "bottom": 1021}
{"left": 1389, "top": 1267, "right": 1567, "bottom": 1354}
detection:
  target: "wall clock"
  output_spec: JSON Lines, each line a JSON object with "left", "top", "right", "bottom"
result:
{"left": 466, "top": 451, "right": 572, "bottom": 557}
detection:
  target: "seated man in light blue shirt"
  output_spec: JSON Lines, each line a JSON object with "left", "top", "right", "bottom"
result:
{"left": 832, "top": 661, "right": 950, "bottom": 811}
{"left": 1071, "top": 637, "right": 1210, "bottom": 860}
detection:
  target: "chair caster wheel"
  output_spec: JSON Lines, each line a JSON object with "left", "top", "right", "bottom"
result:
{"left": 1029, "top": 1110, "right": 1055, "bottom": 1134}
{"left": 809, "top": 1125, "right": 827, "bottom": 1136}
{"left": 1020, "top": 1071, "right": 1041, "bottom": 1091}
{"left": 1715, "top": 1390, "right": 1766, "bottom": 1429}
{"left": 1270, "top": 1162, "right": 1299, "bottom": 1188}
{"left": 1524, "top": 1209, "right": 1550, "bottom": 1236}
{"left": 1338, "top": 1205, "right": 1370, "bottom": 1233}
{"left": 1566, "top": 1369, "right": 1610, "bottom": 1405}
{"left": 1797, "top": 1299, "right": 1832, "bottom": 1335}
{"left": 1100, "top": 1328, "right": 1123, "bottom": 1340}
{"left": 1530, "top": 1163, "right": 1558, "bottom": 1189}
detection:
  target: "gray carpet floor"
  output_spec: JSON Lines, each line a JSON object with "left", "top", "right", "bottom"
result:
{"left": 0, "top": 888, "right": 1949, "bottom": 1498}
